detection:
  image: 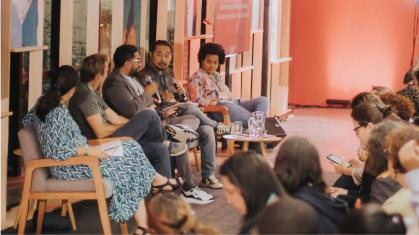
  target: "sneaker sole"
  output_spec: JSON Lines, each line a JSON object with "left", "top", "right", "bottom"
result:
{"left": 166, "top": 126, "right": 199, "bottom": 143}
{"left": 180, "top": 195, "right": 215, "bottom": 205}
{"left": 200, "top": 183, "right": 224, "bottom": 189}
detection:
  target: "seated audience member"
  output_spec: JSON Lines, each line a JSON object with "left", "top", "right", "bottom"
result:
{"left": 403, "top": 65, "right": 419, "bottom": 87}
{"left": 69, "top": 54, "right": 186, "bottom": 178}
{"left": 332, "top": 92, "right": 384, "bottom": 191}
{"left": 219, "top": 152, "right": 286, "bottom": 234}
{"left": 147, "top": 194, "right": 220, "bottom": 234}
{"left": 257, "top": 198, "right": 321, "bottom": 234}
{"left": 138, "top": 40, "right": 234, "bottom": 190}
{"left": 188, "top": 42, "right": 269, "bottom": 153}
{"left": 102, "top": 45, "right": 216, "bottom": 204}
{"left": 383, "top": 125, "right": 419, "bottom": 221}
{"left": 337, "top": 204, "right": 405, "bottom": 234}
{"left": 370, "top": 86, "right": 392, "bottom": 96}
{"left": 274, "top": 136, "right": 348, "bottom": 234}
{"left": 379, "top": 92, "right": 415, "bottom": 121}
{"left": 328, "top": 103, "right": 398, "bottom": 207}
{"left": 397, "top": 86, "right": 419, "bottom": 120}
{"left": 22, "top": 65, "right": 183, "bottom": 235}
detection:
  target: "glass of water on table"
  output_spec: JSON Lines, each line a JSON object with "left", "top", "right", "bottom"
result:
{"left": 232, "top": 121, "right": 242, "bottom": 138}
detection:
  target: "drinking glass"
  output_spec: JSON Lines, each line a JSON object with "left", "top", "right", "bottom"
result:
{"left": 234, "top": 121, "right": 243, "bottom": 137}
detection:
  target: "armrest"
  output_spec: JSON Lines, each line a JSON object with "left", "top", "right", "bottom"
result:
{"left": 87, "top": 136, "right": 133, "bottom": 146}
{"left": 202, "top": 106, "right": 229, "bottom": 115}
{"left": 25, "top": 156, "right": 100, "bottom": 175}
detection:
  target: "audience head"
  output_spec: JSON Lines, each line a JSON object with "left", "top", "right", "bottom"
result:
{"left": 337, "top": 204, "right": 405, "bottom": 234}
{"left": 379, "top": 93, "right": 415, "bottom": 121}
{"left": 257, "top": 198, "right": 321, "bottom": 234}
{"left": 370, "top": 86, "right": 392, "bottom": 96}
{"left": 113, "top": 44, "right": 141, "bottom": 77}
{"left": 364, "top": 117, "right": 405, "bottom": 177}
{"left": 397, "top": 86, "right": 419, "bottom": 118}
{"left": 350, "top": 92, "right": 383, "bottom": 109}
{"left": 148, "top": 40, "right": 173, "bottom": 71}
{"left": 386, "top": 125, "right": 419, "bottom": 177}
{"left": 404, "top": 65, "right": 419, "bottom": 86}
{"left": 351, "top": 102, "right": 394, "bottom": 145}
{"left": 36, "top": 65, "right": 79, "bottom": 122}
{"left": 147, "top": 194, "right": 220, "bottom": 234}
{"left": 274, "top": 136, "right": 326, "bottom": 193}
{"left": 219, "top": 152, "right": 286, "bottom": 222}
{"left": 80, "top": 54, "right": 108, "bottom": 84}
{"left": 197, "top": 43, "right": 226, "bottom": 74}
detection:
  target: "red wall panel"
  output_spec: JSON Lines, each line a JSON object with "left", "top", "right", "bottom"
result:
{"left": 288, "top": 0, "right": 416, "bottom": 106}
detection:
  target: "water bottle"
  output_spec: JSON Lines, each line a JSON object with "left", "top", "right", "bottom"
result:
{"left": 173, "top": 81, "right": 188, "bottom": 101}
{"left": 144, "top": 76, "right": 162, "bottom": 103}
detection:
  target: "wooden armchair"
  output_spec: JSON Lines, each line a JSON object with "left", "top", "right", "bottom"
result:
{"left": 16, "top": 126, "right": 131, "bottom": 235}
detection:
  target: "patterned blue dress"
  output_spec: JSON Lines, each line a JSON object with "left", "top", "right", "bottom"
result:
{"left": 23, "top": 100, "right": 156, "bottom": 222}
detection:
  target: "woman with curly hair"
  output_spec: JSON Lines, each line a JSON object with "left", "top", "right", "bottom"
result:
{"left": 274, "top": 136, "right": 348, "bottom": 234}
{"left": 397, "top": 86, "right": 419, "bottom": 119}
{"left": 147, "top": 194, "right": 220, "bottom": 234}
{"left": 379, "top": 93, "right": 415, "bottom": 121}
{"left": 188, "top": 43, "right": 269, "bottom": 152}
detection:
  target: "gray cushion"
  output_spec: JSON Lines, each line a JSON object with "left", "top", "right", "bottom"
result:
{"left": 18, "top": 126, "right": 113, "bottom": 198}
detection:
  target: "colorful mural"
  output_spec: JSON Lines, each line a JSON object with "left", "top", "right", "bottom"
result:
{"left": 123, "top": 0, "right": 141, "bottom": 47}
{"left": 10, "top": 0, "right": 38, "bottom": 48}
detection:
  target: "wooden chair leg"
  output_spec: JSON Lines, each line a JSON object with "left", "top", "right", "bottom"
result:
{"left": 65, "top": 200, "right": 77, "bottom": 231}
{"left": 13, "top": 200, "right": 22, "bottom": 229}
{"left": 36, "top": 200, "right": 47, "bottom": 234}
{"left": 97, "top": 196, "right": 112, "bottom": 235}
{"left": 227, "top": 140, "right": 235, "bottom": 155}
{"left": 61, "top": 199, "right": 68, "bottom": 216}
{"left": 193, "top": 147, "right": 201, "bottom": 172}
{"left": 17, "top": 196, "right": 30, "bottom": 235}
{"left": 120, "top": 222, "right": 128, "bottom": 235}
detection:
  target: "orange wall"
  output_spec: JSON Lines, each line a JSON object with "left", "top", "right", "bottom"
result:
{"left": 288, "top": 0, "right": 416, "bottom": 106}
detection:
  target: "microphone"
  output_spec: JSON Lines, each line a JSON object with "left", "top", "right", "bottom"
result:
{"left": 173, "top": 80, "right": 188, "bottom": 101}
{"left": 144, "top": 76, "right": 162, "bottom": 103}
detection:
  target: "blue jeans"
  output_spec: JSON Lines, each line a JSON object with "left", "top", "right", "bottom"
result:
{"left": 211, "top": 97, "right": 269, "bottom": 153}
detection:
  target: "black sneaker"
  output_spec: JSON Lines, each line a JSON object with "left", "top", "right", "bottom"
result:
{"left": 165, "top": 125, "right": 199, "bottom": 144}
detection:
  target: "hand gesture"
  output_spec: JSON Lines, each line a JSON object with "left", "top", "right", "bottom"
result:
{"left": 399, "top": 140, "right": 419, "bottom": 171}
{"left": 208, "top": 99, "right": 219, "bottom": 106}
{"left": 176, "top": 86, "right": 187, "bottom": 96}
{"left": 328, "top": 187, "right": 348, "bottom": 198}
{"left": 163, "top": 107, "right": 178, "bottom": 119}
{"left": 144, "top": 82, "right": 158, "bottom": 96}
{"left": 88, "top": 146, "right": 110, "bottom": 160}
{"left": 162, "top": 90, "right": 175, "bottom": 103}
{"left": 348, "top": 158, "right": 364, "bottom": 168}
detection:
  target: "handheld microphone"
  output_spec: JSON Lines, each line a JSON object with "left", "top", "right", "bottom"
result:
{"left": 144, "top": 76, "right": 162, "bottom": 103}
{"left": 173, "top": 81, "right": 188, "bottom": 101}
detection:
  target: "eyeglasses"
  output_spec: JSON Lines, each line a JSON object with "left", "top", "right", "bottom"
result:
{"left": 353, "top": 124, "right": 367, "bottom": 134}
{"left": 130, "top": 58, "right": 141, "bottom": 64}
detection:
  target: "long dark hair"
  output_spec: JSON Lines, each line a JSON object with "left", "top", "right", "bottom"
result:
{"left": 274, "top": 136, "right": 327, "bottom": 193}
{"left": 219, "top": 152, "right": 286, "bottom": 222}
{"left": 350, "top": 92, "right": 383, "bottom": 109}
{"left": 351, "top": 102, "right": 394, "bottom": 125}
{"left": 36, "top": 66, "right": 79, "bottom": 122}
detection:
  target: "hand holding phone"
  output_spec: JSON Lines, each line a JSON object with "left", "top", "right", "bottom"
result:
{"left": 327, "top": 154, "right": 351, "bottom": 168}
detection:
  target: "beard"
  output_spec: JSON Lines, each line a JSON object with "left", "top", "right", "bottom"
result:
{"left": 152, "top": 61, "right": 167, "bottom": 71}
{"left": 129, "top": 65, "right": 141, "bottom": 78}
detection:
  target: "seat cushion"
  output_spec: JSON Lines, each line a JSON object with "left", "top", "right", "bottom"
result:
{"left": 45, "top": 178, "right": 113, "bottom": 198}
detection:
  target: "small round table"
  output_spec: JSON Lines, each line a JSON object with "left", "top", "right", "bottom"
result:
{"left": 223, "top": 135, "right": 283, "bottom": 162}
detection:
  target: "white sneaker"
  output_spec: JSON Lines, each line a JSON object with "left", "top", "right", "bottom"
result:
{"left": 180, "top": 187, "right": 215, "bottom": 204}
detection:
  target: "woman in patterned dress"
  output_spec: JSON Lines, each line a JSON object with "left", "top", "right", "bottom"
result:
{"left": 23, "top": 65, "right": 183, "bottom": 234}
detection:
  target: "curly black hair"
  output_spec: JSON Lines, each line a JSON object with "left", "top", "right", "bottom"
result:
{"left": 197, "top": 43, "right": 226, "bottom": 65}
{"left": 397, "top": 86, "right": 419, "bottom": 117}
{"left": 405, "top": 65, "right": 419, "bottom": 85}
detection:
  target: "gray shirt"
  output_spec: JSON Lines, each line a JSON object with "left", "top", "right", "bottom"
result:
{"left": 68, "top": 81, "right": 109, "bottom": 139}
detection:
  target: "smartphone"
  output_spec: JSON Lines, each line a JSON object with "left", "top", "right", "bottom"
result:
{"left": 327, "top": 154, "right": 351, "bottom": 168}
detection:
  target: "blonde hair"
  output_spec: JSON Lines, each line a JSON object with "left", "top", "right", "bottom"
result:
{"left": 147, "top": 194, "right": 220, "bottom": 234}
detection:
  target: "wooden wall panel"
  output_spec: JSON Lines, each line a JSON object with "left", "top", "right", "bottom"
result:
{"left": 86, "top": 0, "right": 100, "bottom": 56}
{"left": 37, "top": 0, "right": 45, "bottom": 47}
{"left": 252, "top": 32, "right": 263, "bottom": 98}
{"left": 195, "top": 0, "right": 202, "bottom": 36}
{"left": 156, "top": 0, "right": 168, "bottom": 40}
{"left": 278, "top": 0, "right": 291, "bottom": 112}
{"left": 59, "top": 0, "right": 73, "bottom": 66}
{"left": 189, "top": 39, "right": 200, "bottom": 78}
{"left": 111, "top": 0, "right": 123, "bottom": 69}
{"left": 139, "top": 0, "right": 148, "bottom": 69}
{"left": 231, "top": 73, "right": 242, "bottom": 98}
{"left": 270, "top": 63, "right": 280, "bottom": 116}
{"left": 1, "top": 0, "right": 11, "bottom": 222}
{"left": 28, "top": 50, "right": 43, "bottom": 108}
{"left": 174, "top": 0, "right": 185, "bottom": 82}
{"left": 205, "top": 0, "right": 215, "bottom": 43}
{"left": 241, "top": 70, "right": 252, "bottom": 100}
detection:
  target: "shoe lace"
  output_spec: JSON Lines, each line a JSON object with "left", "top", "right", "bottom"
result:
{"left": 208, "top": 176, "right": 218, "bottom": 183}
{"left": 217, "top": 124, "right": 230, "bottom": 133}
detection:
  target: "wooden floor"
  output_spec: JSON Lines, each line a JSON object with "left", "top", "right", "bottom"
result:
{"left": 1, "top": 107, "right": 353, "bottom": 231}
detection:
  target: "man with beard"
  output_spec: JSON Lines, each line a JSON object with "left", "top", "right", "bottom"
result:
{"left": 137, "top": 40, "right": 232, "bottom": 194}
{"left": 69, "top": 53, "right": 188, "bottom": 180}
{"left": 102, "top": 45, "right": 216, "bottom": 204}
